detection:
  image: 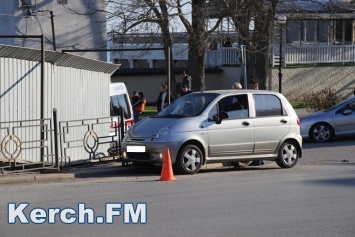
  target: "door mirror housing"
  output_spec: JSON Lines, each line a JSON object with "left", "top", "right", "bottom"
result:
{"left": 343, "top": 109, "right": 352, "bottom": 115}
{"left": 216, "top": 111, "right": 229, "bottom": 124}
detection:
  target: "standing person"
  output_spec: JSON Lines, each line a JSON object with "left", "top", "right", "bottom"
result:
{"left": 232, "top": 82, "right": 242, "bottom": 89}
{"left": 248, "top": 79, "right": 264, "bottom": 166}
{"left": 180, "top": 84, "right": 193, "bottom": 97}
{"left": 181, "top": 71, "right": 192, "bottom": 90}
{"left": 133, "top": 92, "right": 146, "bottom": 123}
{"left": 156, "top": 84, "right": 169, "bottom": 112}
{"left": 248, "top": 79, "right": 259, "bottom": 90}
{"left": 131, "top": 91, "right": 139, "bottom": 104}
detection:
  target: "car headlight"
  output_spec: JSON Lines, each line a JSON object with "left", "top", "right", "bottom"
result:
{"left": 125, "top": 126, "right": 133, "bottom": 138}
{"left": 156, "top": 127, "right": 169, "bottom": 139}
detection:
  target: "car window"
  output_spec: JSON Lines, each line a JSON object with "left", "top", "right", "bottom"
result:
{"left": 350, "top": 102, "right": 355, "bottom": 111}
{"left": 253, "top": 94, "right": 286, "bottom": 117}
{"left": 208, "top": 103, "right": 219, "bottom": 121}
{"left": 110, "top": 94, "right": 132, "bottom": 119}
{"left": 208, "top": 95, "right": 249, "bottom": 120}
{"left": 336, "top": 101, "right": 355, "bottom": 114}
{"left": 158, "top": 93, "right": 218, "bottom": 117}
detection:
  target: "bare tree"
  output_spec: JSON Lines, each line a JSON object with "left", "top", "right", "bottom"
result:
{"left": 67, "top": 1, "right": 223, "bottom": 94}
{"left": 178, "top": 0, "right": 222, "bottom": 91}
{"left": 219, "top": 0, "right": 279, "bottom": 90}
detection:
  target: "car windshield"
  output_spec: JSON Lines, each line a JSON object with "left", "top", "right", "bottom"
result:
{"left": 156, "top": 93, "right": 218, "bottom": 117}
{"left": 324, "top": 97, "right": 355, "bottom": 112}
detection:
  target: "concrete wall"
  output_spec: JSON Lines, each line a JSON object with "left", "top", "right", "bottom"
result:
{"left": 270, "top": 66, "right": 355, "bottom": 100}
{"left": 112, "top": 66, "right": 355, "bottom": 103}
{"left": 111, "top": 67, "right": 242, "bottom": 103}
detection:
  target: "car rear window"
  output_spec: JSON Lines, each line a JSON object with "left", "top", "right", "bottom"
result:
{"left": 253, "top": 94, "right": 285, "bottom": 117}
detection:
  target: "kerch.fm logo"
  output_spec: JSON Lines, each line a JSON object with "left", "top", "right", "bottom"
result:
{"left": 7, "top": 202, "right": 147, "bottom": 224}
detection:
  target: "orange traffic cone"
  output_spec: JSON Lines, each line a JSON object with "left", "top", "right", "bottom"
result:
{"left": 159, "top": 148, "right": 176, "bottom": 181}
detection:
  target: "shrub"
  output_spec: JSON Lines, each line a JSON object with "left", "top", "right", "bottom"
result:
{"left": 302, "top": 89, "right": 341, "bottom": 113}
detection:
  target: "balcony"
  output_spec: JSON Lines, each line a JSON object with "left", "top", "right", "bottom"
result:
{"left": 110, "top": 44, "right": 355, "bottom": 69}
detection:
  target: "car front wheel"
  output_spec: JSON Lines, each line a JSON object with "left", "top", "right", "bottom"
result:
{"left": 175, "top": 144, "right": 203, "bottom": 174}
{"left": 310, "top": 123, "right": 333, "bottom": 142}
{"left": 276, "top": 141, "right": 299, "bottom": 168}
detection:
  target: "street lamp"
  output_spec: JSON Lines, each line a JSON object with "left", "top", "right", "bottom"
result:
{"left": 276, "top": 14, "right": 287, "bottom": 93}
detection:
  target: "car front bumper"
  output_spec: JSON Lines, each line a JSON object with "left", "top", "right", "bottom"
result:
{"left": 122, "top": 139, "right": 182, "bottom": 164}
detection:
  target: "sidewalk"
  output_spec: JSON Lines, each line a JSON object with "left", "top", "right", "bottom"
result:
{"left": 0, "top": 161, "right": 225, "bottom": 185}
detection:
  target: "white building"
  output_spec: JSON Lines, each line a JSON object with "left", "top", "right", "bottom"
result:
{"left": 0, "top": 0, "right": 107, "bottom": 61}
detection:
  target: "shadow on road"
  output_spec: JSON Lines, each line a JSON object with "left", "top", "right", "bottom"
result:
{"left": 303, "top": 137, "right": 355, "bottom": 149}
{"left": 71, "top": 162, "right": 281, "bottom": 179}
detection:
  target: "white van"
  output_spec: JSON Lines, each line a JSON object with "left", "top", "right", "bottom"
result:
{"left": 109, "top": 82, "right": 134, "bottom": 133}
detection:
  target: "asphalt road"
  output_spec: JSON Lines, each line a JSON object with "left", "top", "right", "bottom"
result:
{"left": 0, "top": 139, "right": 355, "bottom": 237}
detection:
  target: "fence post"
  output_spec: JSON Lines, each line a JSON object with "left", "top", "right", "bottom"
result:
{"left": 120, "top": 109, "right": 125, "bottom": 166}
{"left": 52, "top": 108, "right": 60, "bottom": 170}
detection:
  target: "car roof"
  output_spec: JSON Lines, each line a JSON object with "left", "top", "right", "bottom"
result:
{"left": 199, "top": 89, "right": 282, "bottom": 96}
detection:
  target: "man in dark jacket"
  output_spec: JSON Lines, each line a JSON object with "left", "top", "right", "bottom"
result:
{"left": 180, "top": 84, "right": 193, "bottom": 97}
{"left": 181, "top": 71, "right": 192, "bottom": 90}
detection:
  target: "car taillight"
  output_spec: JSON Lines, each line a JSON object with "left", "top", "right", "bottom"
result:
{"left": 297, "top": 118, "right": 300, "bottom": 126}
{"left": 126, "top": 120, "right": 135, "bottom": 126}
{"left": 110, "top": 122, "right": 120, "bottom": 129}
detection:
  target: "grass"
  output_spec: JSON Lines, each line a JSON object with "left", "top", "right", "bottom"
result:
{"left": 141, "top": 105, "right": 158, "bottom": 119}
{"left": 272, "top": 62, "right": 355, "bottom": 69}
{"left": 288, "top": 100, "right": 307, "bottom": 109}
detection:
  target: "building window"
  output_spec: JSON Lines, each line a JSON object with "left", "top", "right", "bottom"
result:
{"left": 317, "top": 20, "right": 329, "bottom": 43}
{"left": 335, "top": 20, "right": 353, "bottom": 44}
{"left": 57, "top": 0, "right": 67, "bottom": 4}
{"left": 20, "top": 0, "right": 35, "bottom": 7}
{"left": 301, "top": 20, "right": 316, "bottom": 43}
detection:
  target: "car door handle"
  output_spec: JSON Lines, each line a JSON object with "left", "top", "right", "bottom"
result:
{"left": 242, "top": 121, "right": 250, "bottom": 126}
{"left": 281, "top": 119, "right": 288, "bottom": 124}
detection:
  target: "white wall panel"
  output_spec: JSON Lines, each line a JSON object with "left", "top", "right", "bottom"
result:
{"left": 1, "top": 57, "right": 111, "bottom": 162}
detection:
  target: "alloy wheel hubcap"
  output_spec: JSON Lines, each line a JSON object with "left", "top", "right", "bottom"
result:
{"left": 314, "top": 126, "right": 330, "bottom": 141}
{"left": 183, "top": 149, "right": 201, "bottom": 171}
{"left": 282, "top": 144, "right": 297, "bottom": 164}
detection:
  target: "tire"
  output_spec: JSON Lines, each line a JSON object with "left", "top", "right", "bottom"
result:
{"left": 310, "top": 123, "right": 333, "bottom": 142}
{"left": 232, "top": 161, "right": 252, "bottom": 167}
{"left": 174, "top": 144, "right": 203, "bottom": 174}
{"left": 276, "top": 141, "right": 299, "bottom": 168}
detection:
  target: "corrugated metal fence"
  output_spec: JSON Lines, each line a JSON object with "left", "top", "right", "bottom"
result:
{"left": 0, "top": 45, "right": 120, "bottom": 173}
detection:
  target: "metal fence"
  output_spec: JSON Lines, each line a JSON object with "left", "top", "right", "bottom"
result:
{"left": 0, "top": 118, "right": 55, "bottom": 174}
{"left": 0, "top": 109, "right": 126, "bottom": 174}
{"left": 58, "top": 116, "right": 121, "bottom": 168}
{"left": 272, "top": 45, "right": 355, "bottom": 66}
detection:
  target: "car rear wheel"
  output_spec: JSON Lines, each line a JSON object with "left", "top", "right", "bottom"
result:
{"left": 276, "top": 141, "right": 299, "bottom": 168}
{"left": 310, "top": 123, "right": 333, "bottom": 142}
{"left": 232, "top": 161, "right": 252, "bottom": 167}
{"left": 175, "top": 144, "right": 203, "bottom": 174}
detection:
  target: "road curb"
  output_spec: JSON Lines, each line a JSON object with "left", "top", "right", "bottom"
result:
{"left": 0, "top": 173, "right": 76, "bottom": 184}
{"left": 0, "top": 163, "right": 226, "bottom": 184}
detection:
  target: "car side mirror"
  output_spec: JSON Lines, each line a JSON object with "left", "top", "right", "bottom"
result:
{"left": 343, "top": 109, "right": 352, "bottom": 115}
{"left": 216, "top": 111, "right": 229, "bottom": 124}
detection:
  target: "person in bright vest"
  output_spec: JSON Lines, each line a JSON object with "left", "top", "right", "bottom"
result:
{"left": 133, "top": 91, "right": 146, "bottom": 123}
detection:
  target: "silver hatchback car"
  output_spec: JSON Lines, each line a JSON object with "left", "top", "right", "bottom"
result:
{"left": 122, "top": 90, "right": 302, "bottom": 174}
